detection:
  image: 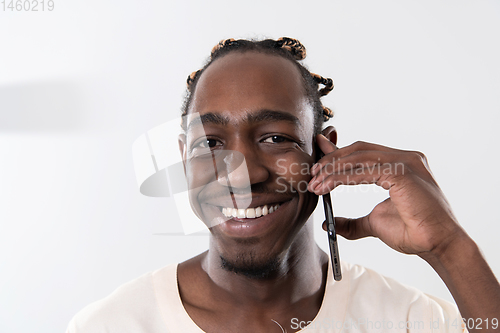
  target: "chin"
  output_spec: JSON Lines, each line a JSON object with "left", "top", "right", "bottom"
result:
{"left": 219, "top": 251, "right": 282, "bottom": 280}
{"left": 211, "top": 221, "right": 312, "bottom": 280}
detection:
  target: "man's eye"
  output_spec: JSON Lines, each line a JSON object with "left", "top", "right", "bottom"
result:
{"left": 198, "top": 138, "right": 222, "bottom": 148}
{"left": 263, "top": 135, "right": 289, "bottom": 144}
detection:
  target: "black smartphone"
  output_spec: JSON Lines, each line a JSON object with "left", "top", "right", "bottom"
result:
{"left": 316, "top": 143, "right": 342, "bottom": 281}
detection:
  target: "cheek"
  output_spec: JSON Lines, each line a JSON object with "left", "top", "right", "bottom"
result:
{"left": 186, "top": 156, "right": 217, "bottom": 186}
{"left": 289, "top": 161, "right": 312, "bottom": 177}
{"left": 185, "top": 159, "right": 216, "bottom": 203}
{"left": 272, "top": 154, "right": 314, "bottom": 193}
{"left": 185, "top": 159, "right": 219, "bottom": 224}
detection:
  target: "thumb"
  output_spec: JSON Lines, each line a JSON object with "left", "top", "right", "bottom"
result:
{"left": 322, "top": 216, "right": 374, "bottom": 240}
{"left": 316, "top": 134, "right": 338, "bottom": 156}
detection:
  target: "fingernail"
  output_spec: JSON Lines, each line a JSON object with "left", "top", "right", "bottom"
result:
{"left": 314, "top": 181, "right": 322, "bottom": 191}
{"left": 309, "top": 178, "right": 317, "bottom": 190}
{"left": 311, "top": 163, "right": 319, "bottom": 175}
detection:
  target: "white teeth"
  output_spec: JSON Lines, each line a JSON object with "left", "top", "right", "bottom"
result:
{"left": 255, "top": 206, "right": 262, "bottom": 217}
{"left": 220, "top": 204, "right": 281, "bottom": 219}
{"left": 246, "top": 208, "right": 255, "bottom": 218}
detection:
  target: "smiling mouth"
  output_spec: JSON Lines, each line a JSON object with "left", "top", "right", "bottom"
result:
{"left": 220, "top": 203, "right": 281, "bottom": 219}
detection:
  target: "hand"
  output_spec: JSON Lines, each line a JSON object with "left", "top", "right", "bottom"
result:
{"left": 308, "top": 134, "right": 468, "bottom": 258}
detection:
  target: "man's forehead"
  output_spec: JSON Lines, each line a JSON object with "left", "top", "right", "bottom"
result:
{"left": 186, "top": 52, "right": 315, "bottom": 136}
{"left": 191, "top": 53, "right": 306, "bottom": 110}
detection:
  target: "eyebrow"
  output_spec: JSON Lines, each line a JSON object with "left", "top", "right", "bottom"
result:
{"left": 187, "top": 113, "right": 230, "bottom": 132}
{"left": 186, "top": 109, "right": 300, "bottom": 132}
{"left": 246, "top": 110, "right": 300, "bottom": 125}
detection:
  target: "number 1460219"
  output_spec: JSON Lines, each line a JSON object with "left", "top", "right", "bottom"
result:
{"left": 2, "top": 0, "right": 54, "bottom": 11}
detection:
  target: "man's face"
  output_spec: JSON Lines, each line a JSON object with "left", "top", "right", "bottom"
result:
{"left": 180, "top": 51, "right": 318, "bottom": 271}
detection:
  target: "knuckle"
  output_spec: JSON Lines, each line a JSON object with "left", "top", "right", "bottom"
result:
{"left": 414, "top": 150, "right": 426, "bottom": 159}
{"left": 408, "top": 150, "right": 427, "bottom": 164}
{"left": 352, "top": 140, "right": 368, "bottom": 148}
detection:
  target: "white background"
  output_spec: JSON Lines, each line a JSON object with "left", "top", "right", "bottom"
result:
{"left": 1, "top": 1, "right": 499, "bottom": 332}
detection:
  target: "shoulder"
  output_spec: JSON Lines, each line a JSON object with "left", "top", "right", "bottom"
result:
{"left": 345, "top": 262, "right": 427, "bottom": 302}
{"left": 66, "top": 264, "right": 178, "bottom": 333}
{"left": 342, "top": 262, "right": 465, "bottom": 331}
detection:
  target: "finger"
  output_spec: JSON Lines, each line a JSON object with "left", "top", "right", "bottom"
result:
{"left": 317, "top": 134, "right": 338, "bottom": 155}
{"left": 311, "top": 134, "right": 338, "bottom": 176}
{"left": 311, "top": 164, "right": 399, "bottom": 195}
{"left": 312, "top": 141, "right": 406, "bottom": 177}
{"left": 317, "top": 150, "right": 399, "bottom": 176}
{"left": 309, "top": 150, "right": 433, "bottom": 193}
{"left": 335, "top": 141, "right": 404, "bottom": 158}
{"left": 309, "top": 151, "right": 401, "bottom": 193}
{"left": 322, "top": 216, "right": 374, "bottom": 240}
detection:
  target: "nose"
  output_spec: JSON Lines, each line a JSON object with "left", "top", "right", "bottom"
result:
{"left": 216, "top": 144, "right": 269, "bottom": 189}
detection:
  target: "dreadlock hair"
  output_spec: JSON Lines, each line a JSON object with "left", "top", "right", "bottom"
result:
{"left": 182, "top": 37, "right": 334, "bottom": 134}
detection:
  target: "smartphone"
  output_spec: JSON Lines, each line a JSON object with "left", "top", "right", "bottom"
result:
{"left": 322, "top": 192, "right": 342, "bottom": 281}
{"left": 316, "top": 143, "right": 342, "bottom": 281}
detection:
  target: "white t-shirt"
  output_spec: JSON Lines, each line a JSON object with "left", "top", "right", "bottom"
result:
{"left": 66, "top": 261, "right": 466, "bottom": 332}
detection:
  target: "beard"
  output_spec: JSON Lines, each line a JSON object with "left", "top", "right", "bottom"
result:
{"left": 219, "top": 251, "right": 281, "bottom": 280}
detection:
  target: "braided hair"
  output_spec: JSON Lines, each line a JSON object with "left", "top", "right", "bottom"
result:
{"left": 182, "top": 37, "right": 334, "bottom": 134}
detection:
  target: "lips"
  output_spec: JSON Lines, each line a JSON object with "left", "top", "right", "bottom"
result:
{"left": 221, "top": 203, "right": 281, "bottom": 219}
{"left": 207, "top": 199, "right": 295, "bottom": 239}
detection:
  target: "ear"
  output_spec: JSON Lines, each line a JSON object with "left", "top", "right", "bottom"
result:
{"left": 321, "top": 126, "right": 337, "bottom": 145}
{"left": 178, "top": 134, "right": 187, "bottom": 175}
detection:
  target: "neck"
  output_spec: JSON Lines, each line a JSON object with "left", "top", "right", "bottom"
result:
{"left": 202, "top": 219, "right": 328, "bottom": 308}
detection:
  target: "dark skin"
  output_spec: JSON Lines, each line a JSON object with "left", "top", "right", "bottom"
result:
{"left": 178, "top": 52, "right": 328, "bottom": 333}
{"left": 178, "top": 51, "right": 500, "bottom": 333}
{"left": 310, "top": 138, "right": 500, "bottom": 331}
